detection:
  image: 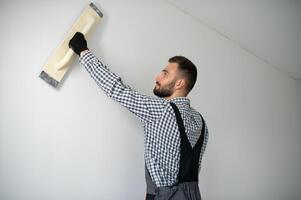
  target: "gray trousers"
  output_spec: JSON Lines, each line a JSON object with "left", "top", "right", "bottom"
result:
{"left": 149, "top": 182, "right": 201, "bottom": 200}
{"left": 145, "top": 167, "right": 202, "bottom": 200}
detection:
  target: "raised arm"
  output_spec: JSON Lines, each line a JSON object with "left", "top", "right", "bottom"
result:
{"left": 69, "top": 32, "right": 166, "bottom": 123}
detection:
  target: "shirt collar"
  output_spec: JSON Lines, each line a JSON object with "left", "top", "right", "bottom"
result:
{"left": 166, "top": 96, "right": 190, "bottom": 105}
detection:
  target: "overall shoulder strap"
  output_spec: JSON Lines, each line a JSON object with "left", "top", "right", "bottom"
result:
{"left": 170, "top": 102, "right": 192, "bottom": 150}
{"left": 170, "top": 102, "right": 205, "bottom": 183}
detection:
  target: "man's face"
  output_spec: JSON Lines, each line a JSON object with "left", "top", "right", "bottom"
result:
{"left": 153, "top": 62, "right": 179, "bottom": 98}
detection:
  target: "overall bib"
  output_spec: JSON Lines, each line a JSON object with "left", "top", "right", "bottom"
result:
{"left": 145, "top": 102, "right": 205, "bottom": 200}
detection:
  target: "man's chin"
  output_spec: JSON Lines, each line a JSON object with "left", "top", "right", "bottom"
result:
{"left": 153, "top": 89, "right": 161, "bottom": 97}
{"left": 153, "top": 92, "right": 165, "bottom": 98}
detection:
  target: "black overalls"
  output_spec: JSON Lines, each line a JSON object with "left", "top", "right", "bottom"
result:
{"left": 145, "top": 102, "right": 205, "bottom": 200}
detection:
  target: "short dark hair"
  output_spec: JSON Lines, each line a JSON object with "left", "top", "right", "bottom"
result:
{"left": 168, "top": 56, "right": 197, "bottom": 94}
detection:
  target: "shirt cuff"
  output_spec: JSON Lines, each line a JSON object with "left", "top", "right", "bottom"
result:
{"left": 79, "top": 50, "right": 95, "bottom": 65}
{"left": 80, "top": 49, "right": 90, "bottom": 58}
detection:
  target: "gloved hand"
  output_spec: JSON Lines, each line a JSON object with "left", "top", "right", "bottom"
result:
{"left": 68, "top": 32, "right": 88, "bottom": 55}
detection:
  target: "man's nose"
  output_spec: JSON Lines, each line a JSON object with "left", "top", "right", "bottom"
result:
{"left": 155, "top": 75, "right": 160, "bottom": 83}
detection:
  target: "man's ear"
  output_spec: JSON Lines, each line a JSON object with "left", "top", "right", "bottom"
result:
{"left": 176, "top": 79, "right": 186, "bottom": 89}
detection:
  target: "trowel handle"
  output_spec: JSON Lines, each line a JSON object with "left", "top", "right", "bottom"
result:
{"left": 55, "top": 49, "right": 74, "bottom": 70}
{"left": 56, "top": 17, "right": 96, "bottom": 70}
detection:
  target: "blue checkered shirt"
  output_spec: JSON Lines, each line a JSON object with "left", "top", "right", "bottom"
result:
{"left": 79, "top": 50, "right": 209, "bottom": 187}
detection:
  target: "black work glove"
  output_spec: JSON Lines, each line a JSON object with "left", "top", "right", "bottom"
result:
{"left": 68, "top": 32, "right": 88, "bottom": 55}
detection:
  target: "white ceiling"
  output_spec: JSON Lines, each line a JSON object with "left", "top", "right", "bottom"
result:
{"left": 167, "top": 0, "right": 301, "bottom": 82}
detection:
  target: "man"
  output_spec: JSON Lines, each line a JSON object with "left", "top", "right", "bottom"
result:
{"left": 69, "top": 32, "right": 209, "bottom": 200}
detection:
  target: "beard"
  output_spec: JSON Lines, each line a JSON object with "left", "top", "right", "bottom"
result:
{"left": 153, "top": 80, "right": 176, "bottom": 98}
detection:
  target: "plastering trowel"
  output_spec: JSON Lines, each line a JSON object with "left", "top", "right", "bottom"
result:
{"left": 39, "top": 2, "right": 103, "bottom": 88}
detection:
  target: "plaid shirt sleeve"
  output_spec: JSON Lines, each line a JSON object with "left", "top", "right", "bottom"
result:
{"left": 79, "top": 50, "right": 165, "bottom": 123}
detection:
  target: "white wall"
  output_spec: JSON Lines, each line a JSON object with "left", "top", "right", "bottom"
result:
{"left": 0, "top": 0, "right": 300, "bottom": 200}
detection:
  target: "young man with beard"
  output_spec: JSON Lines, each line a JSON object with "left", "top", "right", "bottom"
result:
{"left": 69, "top": 32, "right": 209, "bottom": 200}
